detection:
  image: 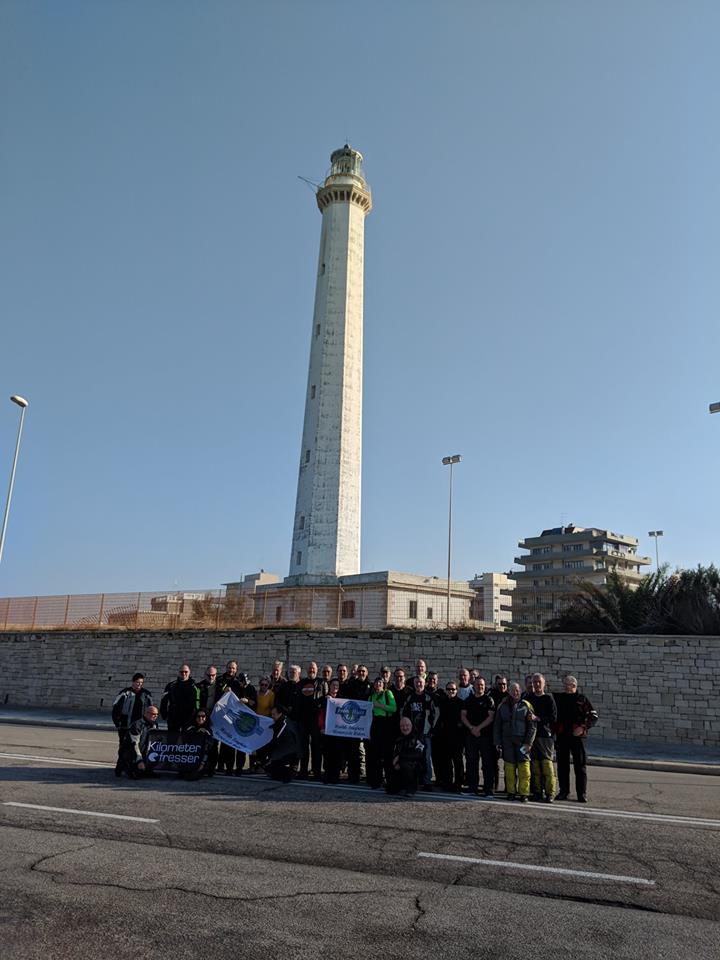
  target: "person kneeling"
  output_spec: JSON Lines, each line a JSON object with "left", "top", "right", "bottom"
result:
{"left": 265, "top": 705, "right": 301, "bottom": 783}
{"left": 385, "top": 716, "right": 425, "bottom": 797}
{"left": 123, "top": 705, "right": 160, "bottom": 779}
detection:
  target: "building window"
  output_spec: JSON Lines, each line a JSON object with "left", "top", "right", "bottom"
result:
{"left": 341, "top": 600, "right": 355, "bottom": 619}
{"left": 573, "top": 544, "right": 584, "bottom": 552}
{"left": 562, "top": 545, "right": 571, "bottom": 552}
{"left": 321, "top": 263, "right": 325, "bottom": 275}
{"left": 563, "top": 560, "right": 584, "bottom": 569}
{"left": 305, "top": 449, "right": 311, "bottom": 463}
{"left": 299, "top": 515, "right": 305, "bottom": 530}
{"left": 296, "top": 551, "right": 302, "bottom": 565}
{"left": 315, "top": 324, "right": 320, "bottom": 337}
{"left": 409, "top": 600, "right": 418, "bottom": 619}
{"left": 426, "top": 606, "right": 433, "bottom": 619}
{"left": 275, "top": 606, "right": 282, "bottom": 623}
{"left": 310, "top": 385, "right": 316, "bottom": 399}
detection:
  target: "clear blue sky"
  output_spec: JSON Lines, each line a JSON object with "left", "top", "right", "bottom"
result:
{"left": 1, "top": 1, "right": 718, "bottom": 597}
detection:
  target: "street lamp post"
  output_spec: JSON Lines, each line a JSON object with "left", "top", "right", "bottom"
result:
{"left": 0, "top": 395, "right": 29, "bottom": 566}
{"left": 648, "top": 530, "right": 664, "bottom": 570}
{"left": 441, "top": 454, "right": 462, "bottom": 629}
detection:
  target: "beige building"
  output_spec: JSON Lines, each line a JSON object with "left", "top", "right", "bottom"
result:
{"left": 252, "top": 570, "right": 479, "bottom": 630}
{"left": 468, "top": 572, "right": 514, "bottom": 629}
{"left": 511, "top": 525, "right": 651, "bottom": 629}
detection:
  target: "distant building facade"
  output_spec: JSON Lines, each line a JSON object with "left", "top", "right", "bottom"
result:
{"left": 253, "top": 570, "right": 478, "bottom": 630}
{"left": 468, "top": 572, "right": 514, "bottom": 629}
{"left": 511, "top": 525, "right": 651, "bottom": 629}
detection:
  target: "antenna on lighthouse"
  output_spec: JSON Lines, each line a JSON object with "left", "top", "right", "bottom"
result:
{"left": 298, "top": 175, "right": 321, "bottom": 193}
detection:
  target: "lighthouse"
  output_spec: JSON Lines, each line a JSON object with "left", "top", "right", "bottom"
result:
{"left": 288, "top": 145, "right": 372, "bottom": 582}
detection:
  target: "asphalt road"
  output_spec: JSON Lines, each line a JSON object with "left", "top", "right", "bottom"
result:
{"left": 0, "top": 723, "right": 718, "bottom": 959}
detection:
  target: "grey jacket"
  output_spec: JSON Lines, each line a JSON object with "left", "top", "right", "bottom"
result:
{"left": 493, "top": 697, "right": 536, "bottom": 750}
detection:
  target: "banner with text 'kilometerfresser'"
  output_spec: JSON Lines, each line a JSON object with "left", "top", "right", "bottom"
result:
{"left": 211, "top": 692, "right": 275, "bottom": 753}
{"left": 324, "top": 697, "right": 373, "bottom": 739}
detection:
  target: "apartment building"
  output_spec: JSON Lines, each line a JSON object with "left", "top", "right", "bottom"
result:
{"left": 468, "top": 572, "right": 514, "bottom": 629}
{"left": 511, "top": 524, "right": 651, "bottom": 629}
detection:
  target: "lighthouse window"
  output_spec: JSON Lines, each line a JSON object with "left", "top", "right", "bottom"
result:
{"left": 315, "top": 324, "right": 320, "bottom": 337}
{"left": 305, "top": 449, "right": 311, "bottom": 463}
{"left": 299, "top": 515, "right": 305, "bottom": 530}
{"left": 321, "top": 263, "right": 325, "bottom": 275}
{"left": 296, "top": 551, "right": 302, "bottom": 565}
{"left": 310, "top": 385, "right": 316, "bottom": 399}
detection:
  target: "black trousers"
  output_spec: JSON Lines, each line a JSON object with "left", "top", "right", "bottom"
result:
{"left": 299, "top": 724, "right": 323, "bottom": 778}
{"left": 465, "top": 734, "right": 496, "bottom": 794}
{"left": 219, "top": 743, "right": 245, "bottom": 773}
{"left": 322, "top": 734, "right": 343, "bottom": 783}
{"left": 366, "top": 718, "right": 393, "bottom": 787}
{"left": 385, "top": 760, "right": 422, "bottom": 795}
{"left": 433, "top": 736, "right": 464, "bottom": 790}
{"left": 556, "top": 735, "right": 587, "bottom": 797}
{"left": 266, "top": 758, "right": 294, "bottom": 783}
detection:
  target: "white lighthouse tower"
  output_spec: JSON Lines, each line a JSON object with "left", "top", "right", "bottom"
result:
{"left": 288, "top": 145, "right": 372, "bottom": 583}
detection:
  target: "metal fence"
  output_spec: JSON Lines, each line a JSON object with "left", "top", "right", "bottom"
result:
{"left": 0, "top": 590, "right": 229, "bottom": 631}
{"left": 0, "top": 585, "right": 490, "bottom": 632}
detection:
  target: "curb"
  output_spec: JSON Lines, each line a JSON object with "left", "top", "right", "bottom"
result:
{"left": 0, "top": 716, "right": 115, "bottom": 732}
{"left": 589, "top": 756, "right": 720, "bottom": 777}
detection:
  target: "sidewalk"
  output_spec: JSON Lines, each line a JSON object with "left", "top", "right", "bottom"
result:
{"left": 0, "top": 705, "right": 718, "bottom": 776}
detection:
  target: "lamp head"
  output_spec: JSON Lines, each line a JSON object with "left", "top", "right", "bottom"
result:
{"left": 10, "top": 396, "right": 28, "bottom": 409}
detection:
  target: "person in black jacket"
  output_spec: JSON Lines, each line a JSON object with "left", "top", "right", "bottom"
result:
{"left": 215, "top": 660, "right": 242, "bottom": 775}
{"left": 111, "top": 673, "right": 153, "bottom": 777}
{"left": 265, "top": 705, "right": 302, "bottom": 783}
{"left": 385, "top": 716, "right": 425, "bottom": 796}
{"left": 297, "top": 662, "right": 327, "bottom": 780}
{"left": 123, "top": 705, "right": 160, "bottom": 779}
{"left": 343, "top": 664, "right": 372, "bottom": 784}
{"left": 160, "top": 664, "right": 200, "bottom": 733}
{"left": 461, "top": 676, "right": 496, "bottom": 797}
{"left": 402, "top": 676, "right": 438, "bottom": 789}
{"left": 553, "top": 675, "right": 599, "bottom": 803}
{"left": 433, "top": 680, "right": 465, "bottom": 792}
{"left": 527, "top": 673, "right": 558, "bottom": 802}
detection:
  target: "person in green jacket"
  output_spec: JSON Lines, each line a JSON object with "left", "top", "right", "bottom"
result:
{"left": 366, "top": 677, "right": 397, "bottom": 788}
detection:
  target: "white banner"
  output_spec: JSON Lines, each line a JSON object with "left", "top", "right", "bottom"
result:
{"left": 211, "top": 692, "right": 275, "bottom": 753}
{"left": 324, "top": 697, "right": 373, "bottom": 739}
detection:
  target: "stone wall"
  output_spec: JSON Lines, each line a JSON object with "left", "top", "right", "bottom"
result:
{"left": 0, "top": 629, "right": 717, "bottom": 748}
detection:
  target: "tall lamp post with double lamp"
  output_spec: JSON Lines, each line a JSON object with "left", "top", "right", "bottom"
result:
{"left": 648, "top": 530, "right": 664, "bottom": 570}
{"left": 442, "top": 454, "right": 462, "bottom": 629}
{"left": 0, "top": 395, "right": 29, "bottom": 566}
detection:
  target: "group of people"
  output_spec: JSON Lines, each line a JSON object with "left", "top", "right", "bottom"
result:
{"left": 111, "top": 658, "right": 598, "bottom": 801}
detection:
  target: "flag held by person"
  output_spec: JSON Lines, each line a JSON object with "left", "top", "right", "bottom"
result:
{"left": 211, "top": 691, "right": 274, "bottom": 753}
{"left": 324, "top": 697, "right": 373, "bottom": 739}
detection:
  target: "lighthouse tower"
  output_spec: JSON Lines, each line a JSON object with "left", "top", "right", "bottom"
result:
{"left": 288, "top": 145, "right": 372, "bottom": 583}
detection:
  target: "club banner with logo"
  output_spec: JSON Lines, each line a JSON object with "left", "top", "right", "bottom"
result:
{"left": 324, "top": 697, "right": 373, "bottom": 739}
{"left": 211, "top": 691, "right": 275, "bottom": 753}
{"left": 145, "top": 731, "right": 208, "bottom": 773}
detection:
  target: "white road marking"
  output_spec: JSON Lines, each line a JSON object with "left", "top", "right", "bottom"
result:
{"left": 72, "top": 738, "right": 114, "bottom": 743}
{"left": 418, "top": 851, "right": 656, "bottom": 886}
{"left": 0, "top": 751, "right": 112, "bottom": 768}
{"left": 3, "top": 802, "right": 158, "bottom": 823}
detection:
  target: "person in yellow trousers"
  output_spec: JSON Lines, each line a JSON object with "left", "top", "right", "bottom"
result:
{"left": 493, "top": 682, "right": 536, "bottom": 802}
{"left": 526, "top": 673, "right": 558, "bottom": 803}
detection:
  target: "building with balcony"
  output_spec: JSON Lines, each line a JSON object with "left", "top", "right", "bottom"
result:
{"left": 511, "top": 525, "right": 652, "bottom": 629}
{"left": 468, "top": 572, "right": 515, "bottom": 629}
